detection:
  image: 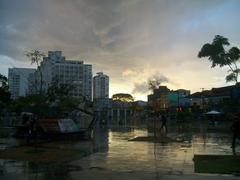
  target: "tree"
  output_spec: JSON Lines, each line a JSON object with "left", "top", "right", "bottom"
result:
{"left": 0, "top": 74, "right": 11, "bottom": 103}
{"left": 148, "top": 79, "right": 161, "bottom": 92}
{"left": 0, "top": 74, "right": 8, "bottom": 89}
{"left": 46, "top": 79, "right": 74, "bottom": 103}
{"left": 26, "top": 50, "right": 45, "bottom": 94}
{"left": 198, "top": 35, "right": 240, "bottom": 84}
{"left": 46, "top": 78, "right": 84, "bottom": 113}
{"left": 112, "top": 93, "right": 134, "bottom": 102}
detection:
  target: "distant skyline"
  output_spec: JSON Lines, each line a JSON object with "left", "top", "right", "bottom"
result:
{"left": 1, "top": 0, "right": 240, "bottom": 101}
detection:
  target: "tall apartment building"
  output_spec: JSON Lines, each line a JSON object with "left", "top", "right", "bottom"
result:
{"left": 93, "top": 72, "right": 109, "bottom": 100}
{"left": 30, "top": 51, "right": 92, "bottom": 100}
{"left": 8, "top": 68, "right": 36, "bottom": 99}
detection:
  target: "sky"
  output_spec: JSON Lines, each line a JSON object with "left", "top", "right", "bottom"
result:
{"left": 1, "top": 0, "right": 240, "bottom": 101}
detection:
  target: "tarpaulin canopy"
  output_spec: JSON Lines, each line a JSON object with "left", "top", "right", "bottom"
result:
{"left": 39, "top": 118, "right": 80, "bottom": 134}
{"left": 58, "top": 118, "right": 80, "bottom": 133}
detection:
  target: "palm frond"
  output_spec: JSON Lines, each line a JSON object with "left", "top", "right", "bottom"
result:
{"left": 226, "top": 73, "right": 237, "bottom": 83}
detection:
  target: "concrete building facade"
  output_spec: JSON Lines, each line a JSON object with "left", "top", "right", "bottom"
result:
{"left": 30, "top": 51, "right": 92, "bottom": 100}
{"left": 93, "top": 72, "right": 109, "bottom": 100}
{"left": 8, "top": 68, "right": 36, "bottom": 99}
{"left": 148, "top": 86, "right": 170, "bottom": 110}
{"left": 168, "top": 89, "right": 191, "bottom": 107}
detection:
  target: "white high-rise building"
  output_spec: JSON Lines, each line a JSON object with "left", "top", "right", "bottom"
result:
{"left": 8, "top": 68, "right": 36, "bottom": 99}
{"left": 30, "top": 51, "right": 92, "bottom": 100}
{"left": 93, "top": 72, "right": 109, "bottom": 100}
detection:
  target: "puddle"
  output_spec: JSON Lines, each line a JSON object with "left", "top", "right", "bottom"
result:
{"left": 0, "top": 123, "right": 239, "bottom": 179}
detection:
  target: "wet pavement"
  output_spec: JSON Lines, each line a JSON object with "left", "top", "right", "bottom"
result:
{"left": 0, "top": 124, "right": 240, "bottom": 180}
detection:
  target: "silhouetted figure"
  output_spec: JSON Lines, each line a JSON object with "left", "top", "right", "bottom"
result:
{"left": 231, "top": 113, "right": 240, "bottom": 153}
{"left": 32, "top": 115, "right": 39, "bottom": 150}
{"left": 160, "top": 114, "right": 167, "bottom": 137}
{"left": 22, "top": 114, "right": 29, "bottom": 125}
{"left": 22, "top": 114, "right": 31, "bottom": 143}
{"left": 26, "top": 117, "right": 35, "bottom": 144}
{"left": 153, "top": 114, "right": 159, "bottom": 138}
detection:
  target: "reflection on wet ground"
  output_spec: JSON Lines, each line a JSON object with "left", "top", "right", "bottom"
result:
{"left": 0, "top": 123, "right": 240, "bottom": 179}
{"left": 73, "top": 128, "right": 237, "bottom": 174}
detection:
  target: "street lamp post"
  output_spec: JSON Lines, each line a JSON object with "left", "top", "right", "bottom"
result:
{"left": 201, "top": 88, "right": 204, "bottom": 112}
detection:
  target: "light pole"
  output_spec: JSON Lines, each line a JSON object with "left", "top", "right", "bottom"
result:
{"left": 200, "top": 88, "right": 204, "bottom": 112}
{"left": 177, "top": 90, "right": 180, "bottom": 111}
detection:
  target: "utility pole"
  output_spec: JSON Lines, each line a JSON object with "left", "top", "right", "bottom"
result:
{"left": 177, "top": 90, "right": 180, "bottom": 111}
{"left": 200, "top": 88, "right": 204, "bottom": 112}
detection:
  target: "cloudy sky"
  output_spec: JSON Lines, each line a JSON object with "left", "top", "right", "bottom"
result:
{"left": 1, "top": 0, "right": 240, "bottom": 100}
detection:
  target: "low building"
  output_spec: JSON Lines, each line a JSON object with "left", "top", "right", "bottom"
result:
{"left": 148, "top": 86, "right": 170, "bottom": 110}
{"left": 187, "top": 85, "right": 240, "bottom": 112}
{"left": 110, "top": 101, "right": 133, "bottom": 125}
{"left": 93, "top": 98, "right": 133, "bottom": 126}
{"left": 168, "top": 89, "right": 191, "bottom": 107}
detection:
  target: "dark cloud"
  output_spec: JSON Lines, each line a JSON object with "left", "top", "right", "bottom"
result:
{"left": 1, "top": 0, "right": 240, "bottom": 98}
{"left": 0, "top": 0, "right": 229, "bottom": 60}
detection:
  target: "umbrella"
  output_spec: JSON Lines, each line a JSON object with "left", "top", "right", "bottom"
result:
{"left": 205, "top": 110, "right": 222, "bottom": 115}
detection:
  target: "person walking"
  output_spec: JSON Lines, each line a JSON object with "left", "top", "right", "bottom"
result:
{"left": 160, "top": 114, "right": 167, "bottom": 137}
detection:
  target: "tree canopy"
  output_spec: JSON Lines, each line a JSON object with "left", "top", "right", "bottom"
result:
{"left": 26, "top": 50, "right": 45, "bottom": 66}
{"left": 112, "top": 93, "right": 134, "bottom": 102}
{"left": 26, "top": 50, "right": 45, "bottom": 94}
{"left": 148, "top": 79, "right": 161, "bottom": 91}
{"left": 12, "top": 86, "right": 80, "bottom": 117}
{"left": 198, "top": 35, "right": 240, "bottom": 84}
{"left": 0, "top": 74, "right": 8, "bottom": 90}
{"left": 0, "top": 74, "right": 11, "bottom": 103}
{"left": 47, "top": 79, "right": 74, "bottom": 102}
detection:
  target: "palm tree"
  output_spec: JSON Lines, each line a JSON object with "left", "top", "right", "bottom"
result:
{"left": 26, "top": 50, "right": 45, "bottom": 94}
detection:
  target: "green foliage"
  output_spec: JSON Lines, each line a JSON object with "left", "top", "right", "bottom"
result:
{"left": 0, "top": 74, "right": 8, "bottom": 89}
{"left": 47, "top": 80, "right": 74, "bottom": 102}
{"left": 25, "top": 50, "right": 45, "bottom": 66}
{"left": 225, "top": 73, "right": 237, "bottom": 83}
{"left": 11, "top": 84, "right": 82, "bottom": 118}
{"left": 0, "top": 74, "right": 11, "bottom": 104}
{"left": 0, "top": 89, "right": 11, "bottom": 103}
{"left": 198, "top": 35, "right": 240, "bottom": 84}
{"left": 112, "top": 93, "right": 134, "bottom": 102}
{"left": 58, "top": 97, "right": 80, "bottom": 113}
{"left": 228, "top": 47, "right": 240, "bottom": 61}
{"left": 45, "top": 79, "right": 83, "bottom": 113}
{"left": 11, "top": 94, "right": 48, "bottom": 117}
{"left": 0, "top": 71, "right": 89, "bottom": 118}
{"left": 25, "top": 50, "right": 45, "bottom": 94}
{"left": 10, "top": 92, "right": 82, "bottom": 118}
{"left": 148, "top": 79, "right": 161, "bottom": 91}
